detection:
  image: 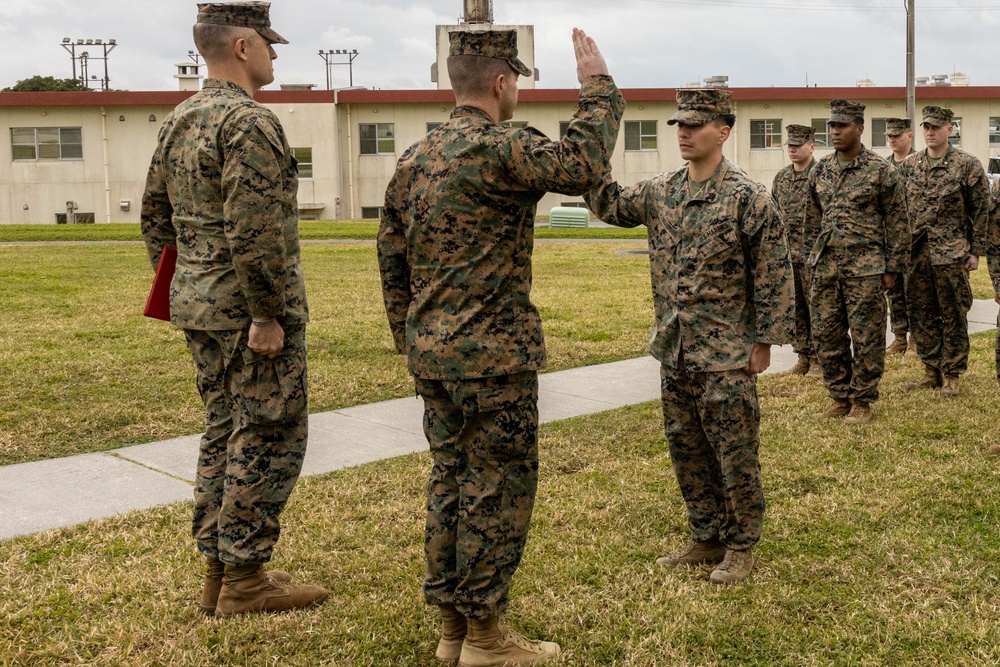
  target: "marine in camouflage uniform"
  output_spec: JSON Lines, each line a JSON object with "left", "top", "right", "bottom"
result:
{"left": 586, "top": 88, "right": 794, "bottom": 585}
{"left": 378, "top": 28, "right": 623, "bottom": 663}
{"left": 772, "top": 124, "right": 819, "bottom": 376}
{"left": 898, "top": 106, "right": 989, "bottom": 396}
{"left": 885, "top": 117, "right": 917, "bottom": 355}
{"left": 141, "top": 2, "right": 325, "bottom": 616}
{"left": 804, "top": 100, "right": 908, "bottom": 425}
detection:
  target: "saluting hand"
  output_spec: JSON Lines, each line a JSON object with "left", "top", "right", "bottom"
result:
{"left": 573, "top": 28, "right": 609, "bottom": 82}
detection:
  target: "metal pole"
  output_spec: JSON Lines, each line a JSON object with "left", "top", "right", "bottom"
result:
{"left": 906, "top": 0, "right": 915, "bottom": 126}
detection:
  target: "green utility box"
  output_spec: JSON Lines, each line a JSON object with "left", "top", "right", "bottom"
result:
{"left": 548, "top": 206, "right": 590, "bottom": 228}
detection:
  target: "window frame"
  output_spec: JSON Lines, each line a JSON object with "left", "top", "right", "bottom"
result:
{"left": 749, "top": 119, "right": 782, "bottom": 149}
{"left": 811, "top": 119, "right": 830, "bottom": 148}
{"left": 291, "top": 147, "right": 313, "bottom": 179}
{"left": 870, "top": 118, "right": 889, "bottom": 148}
{"left": 11, "top": 127, "right": 83, "bottom": 161}
{"left": 359, "top": 123, "right": 395, "bottom": 156}
{"left": 624, "top": 120, "right": 658, "bottom": 152}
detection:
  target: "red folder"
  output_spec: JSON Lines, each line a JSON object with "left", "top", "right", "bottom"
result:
{"left": 143, "top": 246, "right": 177, "bottom": 321}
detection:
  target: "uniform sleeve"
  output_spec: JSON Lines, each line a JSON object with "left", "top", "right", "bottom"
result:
{"left": 803, "top": 169, "right": 823, "bottom": 263}
{"left": 878, "top": 166, "right": 909, "bottom": 274}
{"left": 139, "top": 142, "right": 176, "bottom": 270}
{"left": 743, "top": 190, "right": 794, "bottom": 345}
{"left": 500, "top": 75, "right": 625, "bottom": 195}
{"left": 220, "top": 114, "right": 290, "bottom": 321}
{"left": 988, "top": 185, "right": 1000, "bottom": 294}
{"left": 377, "top": 169, "right": 411, "bottom": 354}
{"left": 965, "top": 159, "right": 990, "bottom": 257}
{"left": 584, "top": 174, "right": 650, "bottom": 229}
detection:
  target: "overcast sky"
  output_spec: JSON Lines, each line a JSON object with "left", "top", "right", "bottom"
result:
{"left": 2, "top": 0, "right": 999, "bottom": 92}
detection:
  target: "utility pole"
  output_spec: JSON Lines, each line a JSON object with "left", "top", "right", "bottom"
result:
{"left": 61, "top": 38, "right": 118, "bottom": 90}
{"left": 318, "top": 49, "right": 359, "bottom": 90}
{"left": 906, "top": 0, "right": 915, "bottom": 126}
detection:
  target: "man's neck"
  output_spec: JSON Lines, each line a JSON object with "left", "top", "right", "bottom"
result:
{"left": 205, "top": 63, "right": 257, "bottom": 95}
{"left": 792, "top": 159, "right": 812, "bottom": 173}
{"left": 892, "top": 147, "right": 911, "bottom": 162}
{"left": 836, "top": 144, "right": 862, "bottom": 162}
{"left": 454, "top": 97, "right": 501, "bottom": 124}
{"left": 687, "top": 153, "right": 723, "bottom": 182}
{"left": 927, "top": 144, "right": 949, "bottom": 160}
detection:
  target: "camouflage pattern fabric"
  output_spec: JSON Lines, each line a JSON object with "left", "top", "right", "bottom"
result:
{"left": 804, "top": 147, "right": 907, "bottom": 404}
{"left": 417, "top": 371, "right": 538, "bottom": 619}
{"left": 142, "top": 78, "right": 308, "bottom": 330}
{"left": 585, "top": 158, "right": 795, "bottom": 371}
{"left": 141, "top": 77, "right": 309, "bottom": 567}
{"left": 907, "top": 240, "right": 973, "bottom": 376}
{"left": 667, "top": 88, "right": 732, "bottom": 126}
{"left": 773, "top": 160, "right": 817, "bottom": 356}
{"left": 898, "top": 146, "right": 988, "bottom": 376}
{"left": 196, "top": 2, "right": 288, "bottom": 44}
{"left": 660, "top": 359, "right": 763, "bottom": 550}
{"left": 448, "top": 28, "right": 531, "bottom": 77}
{"left": 989, "top": 184, "right": 1000, "bottom": 296}
{"left": 887, "top": 152, "right": 915, "bottom": 335}
{"left": 809, "top": 249, "right": 886, "bottom": 404}
{"left": 185, "top": 325, "right": 308, "bottom": 565}
{"left": 378, "top": 75, "right": 623, "bottom": 619}
{"left": 379, "top": 75, "right": 624, "bottom": 380}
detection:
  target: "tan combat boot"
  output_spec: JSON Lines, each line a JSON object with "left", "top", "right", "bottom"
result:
{"left": 214, "top": 563, "right": 328, "bottom": 617}
{"left": 436, "top": 604, "right": 467, "bottom": 665}
{"left": 903, "top": 365, "right": 942, "bottom": 391}
{"left": 813, "top": 399, "right": 851, "bottom": 420}
{"left": 844, "top": 403, "right": 872, "bottom": 426}
{"left": 806, "top": 357, "right": 823, "bottom": 378}
{"left": 905, "top": 337, "right": 918, "bottom": 358}
{"left": 886, "top": 334, "right": 908, "bottom": 355}
{"left": 988, "top": 445, "right": 1000, "bottom": 456}
{"left": 709, "top": 548, "right": 754, "bottom": 585}
{"left": 458, "top": 616, "right": 560, "bottom": 667}
{"left": 197, "top": 558, "right": 291, "bottom": 616}
{"left": 655, "top": 538, "right": 726, "bottom": 567}
{"left": 940, "top": 375, "right": 961, "bottom": 397}
{"left": 779, "top": 354, "right": 811, "bottom": 376}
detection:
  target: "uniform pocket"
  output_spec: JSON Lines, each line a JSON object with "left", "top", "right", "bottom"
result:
{"left": 239, "top": 348, "right": 308, "bottom": 425}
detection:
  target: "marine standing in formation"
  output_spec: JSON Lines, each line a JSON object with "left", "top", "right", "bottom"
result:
{"left": 898, "top": 106, "right": 989, "bottom": 397}
{"left": 884, "top": 117, "right": 918, "bottom": 356}
{"left": 140, "top": 1, "right": 328, "bottom": 617}
{"left": 772, "top": 124, "right": 820, "bottom": 377}
{"left": 585, "top": 88, "right": 795, "bottom": 586}
{"left": 805, "top": 100, "right": 909, "bottom": 426}
{"left": 378, "top": 28, "right": 623, "bottom": 666}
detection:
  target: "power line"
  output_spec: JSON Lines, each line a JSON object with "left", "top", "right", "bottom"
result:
{"left": 643, "top": 0, "right": 1000, "bottom": 10}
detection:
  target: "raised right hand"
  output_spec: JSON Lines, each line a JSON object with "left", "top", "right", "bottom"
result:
{"left": 573, "top": 28, "right": 609, "bottom": 82}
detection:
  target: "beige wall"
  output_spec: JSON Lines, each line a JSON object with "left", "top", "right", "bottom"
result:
{"left": 3, "top": 92, "right": 1000, "bottom": 224}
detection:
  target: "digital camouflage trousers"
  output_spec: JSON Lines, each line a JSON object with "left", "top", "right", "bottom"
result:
{"left": 660, "top": 358, "right": 764, "bottom": 550}
{"left": 415, "top": 371, "right": 539, "bottom": 620}
{"left": 184, "top": 325, "right": 308, "bottom": 566}
{"left": 906, "top": 241, "right": 973, "bottom": 376}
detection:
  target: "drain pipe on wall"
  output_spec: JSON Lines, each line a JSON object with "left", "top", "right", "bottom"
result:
{"left": 100, "top": 107, "right": 112, "bottom": 223}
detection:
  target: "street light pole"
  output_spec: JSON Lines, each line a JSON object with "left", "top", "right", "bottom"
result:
{"left": 906, "top": 0, "right": 915, "bottom": 126}
{"left": 318, "top": 49, "right": 359, "bottom": 89}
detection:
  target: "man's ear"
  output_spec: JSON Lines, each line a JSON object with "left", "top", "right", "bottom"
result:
{"left": 234, "top": 37, "right": 250, "bottom": 63}
{"left": 493, "top": 73, "right": 506, "bottom": 99}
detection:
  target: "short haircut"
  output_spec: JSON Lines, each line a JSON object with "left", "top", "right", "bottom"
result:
{"left": 714, "top": 114, "right": 736, "bottom": 129}
{"left": 447, "top": 55, "right": 514, "bottom": 98}
{"left": 193, "top": 23, "right": 258, "bottom": 61}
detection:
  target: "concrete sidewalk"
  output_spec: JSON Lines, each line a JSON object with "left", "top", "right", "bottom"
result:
{"left": 2, "top": 299, "right": 997, "bottom": 541}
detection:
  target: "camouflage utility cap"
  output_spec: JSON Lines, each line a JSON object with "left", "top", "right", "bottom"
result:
{"left": 885, "top": 118, "right": 911, "bottom": 136}
{"left": 449, "top": 29, "right": 532, "bottom": 77}
{"left": 785, "top": 124, "right": 814, "bottom": 146}
{"left": 667, "top": 88, "right": 733, "bottom": 126}
{"left": 196, "top": 2, "right": 288, "bottom": 45}
{"left": 828, "top": 99, "right": 865, "bottom": 124}
{"left": 921, "top": 106, "right": 954, "bottom": 127}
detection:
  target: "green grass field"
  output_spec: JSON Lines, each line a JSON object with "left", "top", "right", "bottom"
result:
{"left": 3, "top": 231, "right": 1000, "bottom": 666}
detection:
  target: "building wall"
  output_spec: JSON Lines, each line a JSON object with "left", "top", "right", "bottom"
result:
{"left": 3, "top": 87, "right": 1000, "bottom": 224}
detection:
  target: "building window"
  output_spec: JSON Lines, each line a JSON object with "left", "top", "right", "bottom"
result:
{"left": 361, "top": 206, "right": 384, "bottom": 220}
{"left": 559, "top": 121, "right": 571, "bottom": 139}
{"left": 811, "top": 119, "right": 830, "bottom": 148}
{"left": 949, "top": 117, "right": 962, "bottom": 146}
{"left": 624, "top": 120, "right": 657, "bottom": 151}
{"left": 502, "top": 121, "right": 528, "bottom": 129}
{"left": 11, "top": 127, "right": 83, "bottom": 161}
{"left": 291, "top": 147, "right": 312, "bottom": 179}
{"left": 990, "top": 118, "right": 1000, "bottom": 145}
{"left": 359, "top": 123, "right": 395, "bottom": 155}
{"left": 749, "top": 119, "right": 781, "bottom": 149}
{"left": 870, "top": 118, "right": 889, "bottom": 148}
{"left": 55, "top": 212, "right": 95, "bottom": 224}
{"left": 426, "top": 122, "right": 442, "bottom": 133}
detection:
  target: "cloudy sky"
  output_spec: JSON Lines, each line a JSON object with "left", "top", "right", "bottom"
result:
{"left": 1, "top": 0, "right": 999, "bottom": 92}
